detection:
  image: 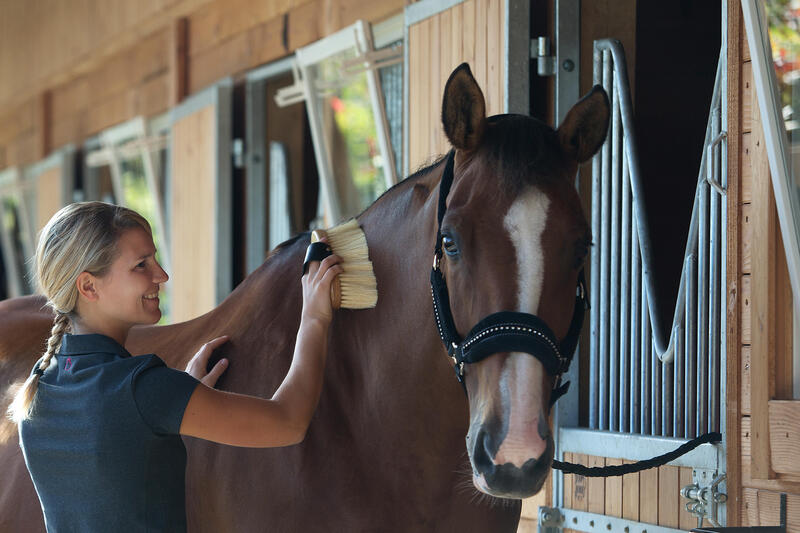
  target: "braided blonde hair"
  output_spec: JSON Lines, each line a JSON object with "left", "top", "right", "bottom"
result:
{"left": 7, "top": 202, "right": 150, "bottom": 423}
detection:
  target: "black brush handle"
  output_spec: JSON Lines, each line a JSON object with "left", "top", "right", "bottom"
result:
{"left": 303, "top": 242, "right": 332, "bottom": 275}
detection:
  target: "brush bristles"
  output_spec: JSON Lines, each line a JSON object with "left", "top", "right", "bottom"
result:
{"left": 320, "top": 219, "right": 377, "bottom": 309}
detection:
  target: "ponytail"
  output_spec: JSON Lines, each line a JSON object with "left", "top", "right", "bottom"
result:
{"left": 7, "top": 313, "right": 71, "bottom": 423}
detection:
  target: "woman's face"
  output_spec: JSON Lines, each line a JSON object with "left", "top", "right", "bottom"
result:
{"left": 92, "top": 226, "right": 169, "bottom": 329}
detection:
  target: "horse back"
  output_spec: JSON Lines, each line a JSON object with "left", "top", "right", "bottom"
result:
{"left": 0, "top": 295, "right": 52, "bottom": 533}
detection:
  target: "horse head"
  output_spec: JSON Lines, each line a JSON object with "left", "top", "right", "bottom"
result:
{"left": 437, "top": 64, "right": 609, "bottom": 499}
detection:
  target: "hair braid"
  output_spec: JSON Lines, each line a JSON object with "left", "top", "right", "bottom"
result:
{"left": 7, "top": 313, "right": 71, "bottom": 423}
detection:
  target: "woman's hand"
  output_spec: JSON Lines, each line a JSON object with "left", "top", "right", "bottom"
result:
{"left": 185, "top": 335, "right": 230, "bottom": 387}
{"left": 301, "top": 248, "right": 343, "bottom": 324}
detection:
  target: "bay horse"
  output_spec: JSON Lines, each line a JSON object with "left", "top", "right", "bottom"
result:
{"left": 0, "top": 64, "right": 608, "bottom": 532}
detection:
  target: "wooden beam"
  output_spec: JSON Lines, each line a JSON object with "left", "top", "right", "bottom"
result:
{"left": 726, "top": 0, "right": 744, "bottom": 521}
{"left": 768, "top": 400, "right": 800, "bottom": 475}
{"left": 749, "top": 60, "right": 776, "bottom": 479}
{"left": 169, "top": 17, "right": 189, "bottom": 107}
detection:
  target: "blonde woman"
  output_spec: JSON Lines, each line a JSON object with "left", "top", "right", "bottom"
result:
{"left": 7, "top": 201, "right": 341, "bottom": 532}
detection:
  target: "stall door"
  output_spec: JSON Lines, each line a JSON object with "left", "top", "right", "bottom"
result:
{"left": 169, "top": 80, "right": 233, "bottom": 323}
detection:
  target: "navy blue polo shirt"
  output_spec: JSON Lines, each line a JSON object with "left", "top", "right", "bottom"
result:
{"left": 19, "top": 333, "right": 200, "bottom": 532}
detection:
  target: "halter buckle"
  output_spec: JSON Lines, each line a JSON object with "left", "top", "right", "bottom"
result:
{"left": 433, "top": 252, "right": 442, "bottom": 271}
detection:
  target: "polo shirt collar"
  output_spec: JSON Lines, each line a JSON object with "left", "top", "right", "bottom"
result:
{"left": 59, "top": 333, "right": 131, "bottom": 357}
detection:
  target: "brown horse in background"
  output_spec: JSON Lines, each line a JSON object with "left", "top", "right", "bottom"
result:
{"left": 0, "top": 64, "right": 608, "bottom": 532}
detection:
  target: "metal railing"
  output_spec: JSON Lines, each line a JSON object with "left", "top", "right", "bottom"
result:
{"left": 588, "top": 39, "right": 726, "bottom": 438}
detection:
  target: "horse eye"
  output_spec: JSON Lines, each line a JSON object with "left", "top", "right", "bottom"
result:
{"left": 442, "top": 235, "right": 459, "bottom": 256}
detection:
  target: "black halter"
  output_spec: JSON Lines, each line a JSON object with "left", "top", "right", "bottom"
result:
{"left": 430, "top": 150, "right": 588, "bottom": 406}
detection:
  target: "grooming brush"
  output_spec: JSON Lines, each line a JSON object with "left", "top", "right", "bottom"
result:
{"left": 310, "top": 219, "right": 377, "bottom": 310}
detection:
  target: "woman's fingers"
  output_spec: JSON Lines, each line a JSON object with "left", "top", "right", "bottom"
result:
{"left": 201, "top": 358, "right": 229, "bottom": 388}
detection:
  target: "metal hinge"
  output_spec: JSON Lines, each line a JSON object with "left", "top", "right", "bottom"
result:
{"left": 681, "top": 471, "right": 727, "bottom": 528}
{"left": 531, "top": 37, "right": 557, "bottom": 77}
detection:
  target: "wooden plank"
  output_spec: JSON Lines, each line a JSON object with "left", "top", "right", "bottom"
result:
{"left": 678, "top": 467, "right": 695, "bottom": 530}
{"left": 408, "top": 21, "right": 421, "bottom": 173}
{"left": 742, "top": 13, "right": 751, "bottom": 62}
{"left": 132, "top": 28, "right": 170, "bottom": 84}
{"left": 51, "top": 111, "right": 87, "bottom": 151}
{"left": 768, "top": 400, "right": 800, "bottom": 475}
{"left": 35, "top": 91, "right": 52, "bottom": 160}
{"left": 5, "top": 133, "right": 39, "bottom": 167}
{"left": 741, "top": 203, "right": 752, "bottom": 274}
{"left": 742, "top": 346, "right": 751, "bottom": 415}
{"left": 51, "top": 77, "right": 90, "bottom": 123}
{"left": 743, "top": 487, "right": 759, "bottom": 526}
{"left": 461, "top": 0, "right": 476, "bottom": 69}
{"left": 170, "top": 104, "right": 217, "bottom": 322}
{"left": 657, "top": 465, "right": 679, "bottom": 528}
{"left": 639, "top": 463, "right": 659, "bottom": 524}
{"left": 605, "top": 458, "right": 623, "bottom": 518}
{"left": 750, "top": 80, "right": 776, "bottom": 478}
{"left": 428, "top": 12, "right": 441, "bottom": 158}
{"left": 563, "top": 452, "right": 574, "bottom": 509}
{"left": 187, "top": 0, "right": 293, "bottom": 57}
{"left": 286, "top": 0, "right": 324, "bottom": 52}
{"left": 741, "top": 274, "right": 751, "bottom": 346}
{"left": 775, "top": 228, "right": 794, "bottom": 399}
{"left": 572, "top": 454, "right": 589, "bottom": 512}
{"left": 86, "top": 90, "right": 131, "bottom": 137}
{"left": 742, "top": 61, "right": 753, "bottom": 133}
{"left": 169, "top": 17, "right": 189, "bottom": 107}
{"left": 586, "top": 455, "right": 605, "bottom": 515}
{"left": 621, "top": 459, "right": 639, "bottom": 521}
{"left": 35, "top": 167, "right": 63, "bottom": 232}
{"left": 516, "top": 517, "right": 537, "bottom": 533}
{"left": 485, "top": 0, "right": 501, "bottom": 116}
{"left": 473, "top": 0, "right": 488, "bottom": 111}
{"left": 742, "top": 132, "right": 753, "bottom": 203}
{"left": 131, "top": 73, "right": 171, "bottom": 118}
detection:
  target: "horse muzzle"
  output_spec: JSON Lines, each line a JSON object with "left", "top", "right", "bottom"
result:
{"left": 469, "top": 422, "right": 555, "bottom": 499}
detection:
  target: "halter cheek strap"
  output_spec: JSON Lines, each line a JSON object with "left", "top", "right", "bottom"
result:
{"left": 430, "top": 150, "right": 588, "bottom": 407}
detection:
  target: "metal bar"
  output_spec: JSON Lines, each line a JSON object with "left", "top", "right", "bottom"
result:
{"left": 708, "top": 105, "right": 722, "bottom": 433}
{"left": 589, "top": 46, "right": 603, "bottom": 430}
{"left": 630, "top": 212, "right": 641, "bottom": 433}
{"left": 674, "top": 325, "right": 684, "bottom": 438}
{"left": 598, "top": 48, "right": 612, "bottom": 431}
{"left": 619, "top": 135, "right": 631, "bottom": 434}
{"left": 609, "top": 74, "right": 621, "bottom": 432}
{"left": 641, "top": 289, "right": 651, "bottom": 433}
{"left": 652, "top": 335, "right": 661, "bottom": 435}
{"left": 697, "top": 181, "right": 709, "bottom": 436}
{"left": 542, "top": 507, "right": 689, "bottom": 533}
{"left": 685, "top": 254, "right": 698, "bottom": 438}
{"left": 558, "top": 427, "right": 721, "bottom": 468}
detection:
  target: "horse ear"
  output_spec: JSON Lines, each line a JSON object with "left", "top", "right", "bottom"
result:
{"left": 441, "top": 63, "right": 487, "bottom": 152}
{"left": 557, "top": 85, "right": 610, "bottom": 163}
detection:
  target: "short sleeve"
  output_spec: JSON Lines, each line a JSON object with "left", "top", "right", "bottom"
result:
{"left": 132, "top": 355, "right": 200, "bottom": 435}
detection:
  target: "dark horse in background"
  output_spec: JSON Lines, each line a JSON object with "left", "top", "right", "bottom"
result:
{"left": 0, "top": 65, "right": 609, "bottom": 532}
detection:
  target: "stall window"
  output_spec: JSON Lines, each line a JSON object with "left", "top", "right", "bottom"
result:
{"left": 85, "top": 116, "right": 171, "bottom": 322}
{"left": 0, "top": 168, "right": 35, "bottom": 297}
{"left": 286, "top": 20, "right": 399, "bottom": 226}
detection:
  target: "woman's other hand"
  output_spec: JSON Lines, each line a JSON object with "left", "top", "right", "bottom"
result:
{"left": 185, "top": 335, "right": 229, "bottom": 387}
{"left": 301, "top": 247, "right": 343, "bottom": 324}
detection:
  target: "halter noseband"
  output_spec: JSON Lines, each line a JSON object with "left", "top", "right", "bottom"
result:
{"left": 430, "top": 150, "right": 588, "bottom": 406}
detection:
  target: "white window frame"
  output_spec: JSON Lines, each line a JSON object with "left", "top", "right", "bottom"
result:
{"left": 0, "top": 167, "right": 34, "bottom": 297}
{"left": 294, "top": 20, "right": 399, "bottom": 225}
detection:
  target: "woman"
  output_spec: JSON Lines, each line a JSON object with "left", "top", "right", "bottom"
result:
{"left": 7, "top": 201, "right": 341, "bottom": 532}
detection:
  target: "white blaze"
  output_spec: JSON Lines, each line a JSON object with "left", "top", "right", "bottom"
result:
{"left": 503, "top": 187, "right": 550, "bottom": 315}
{"left": 495, "top": 187, "right": 551, "bottom": 467}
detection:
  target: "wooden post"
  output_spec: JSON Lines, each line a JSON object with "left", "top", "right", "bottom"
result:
{"left": 749, "top": 60, "right": 776, "bottom": 480}
{"left": 726, "top": 0, "right": 744, "bottom": 522}
{"left": 169, "top": 17, "right": 189, "bottom": 108}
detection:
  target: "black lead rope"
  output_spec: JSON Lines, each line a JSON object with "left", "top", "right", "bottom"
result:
{"left": 552, "top": 432, "right": 722, "bottom": 477}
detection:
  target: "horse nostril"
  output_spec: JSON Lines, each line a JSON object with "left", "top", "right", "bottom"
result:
{"left": 538, "top": 415, "right": 551, "bottom": 441}
{"left": 472, "top": 430, "right": 496, "bottom": 474}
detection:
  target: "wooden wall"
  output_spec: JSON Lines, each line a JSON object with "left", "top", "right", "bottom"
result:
{"left": 729, "top": 2, "right": 800, "bottom": 529}
{"left": 407, "top": 0, "right": 505, "bottom": 173}
{"left": 0, "top": 0, "right": 403, "bottom": 170}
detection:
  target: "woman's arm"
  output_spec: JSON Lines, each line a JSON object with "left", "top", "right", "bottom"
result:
{"left": 178, "top": 253, "right": 341, "bottom": 447}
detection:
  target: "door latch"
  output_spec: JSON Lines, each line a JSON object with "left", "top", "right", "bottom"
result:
{"left": 681, "top": 472, "right": 727, "bottom": 527}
